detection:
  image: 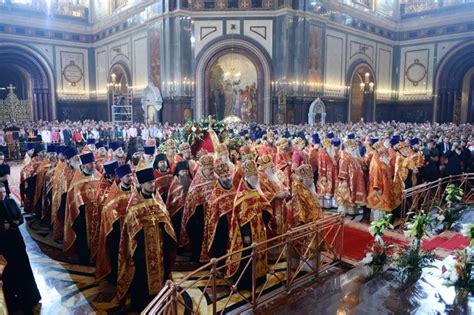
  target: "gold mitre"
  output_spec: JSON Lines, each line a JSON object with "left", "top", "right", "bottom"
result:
{"left": 395, "top": 141, "right": 409, "bottom": 151}
{"left": 215, "top": 143, "right": 228, "bottom": 157}
{"left": 239, "top": 144, "right": 254, "bottom": 160}
{"left": 199, "top": 154, "right": 214, "bottom": 169}
{"left": 293, "top": 137, "right": 305, "bottom": 147}
{"left": 257, "top": 154, "right": 274, "bottom": 170}
{"left": 178, "top": 142, "right": 191, "bottom": 152}
{"left": 344, "top": 139, "right": 358, "bottom": 149}
{"left": 214, "top": 159, "right": 231, "bottom": 177}
{"left": 322, "top": 138, "right": 332, "bottom": 148}
{"left": 276, "top": 138, "right": 289, "bottom": 148}
{"left": 296, "top": 164, "right": 313, "bottom": 179}
{"left": 372, "top": 141, "right": 385, "bottom": 152}
{"left": 242, "top": 160, "right": 258, "bottom": 177}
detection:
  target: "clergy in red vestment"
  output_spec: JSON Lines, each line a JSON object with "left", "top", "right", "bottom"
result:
{"left": 51, "top": 146, "right": 79, "bottom": 241}
{"left": 180, "top": 154, "right": 217, "bottom": 262}
{"left": 20, "top": 143, "right": 42, "bottom": 213}
{"left": 214, "top": 143, "right": 236, "bottom": 177}
{"left": 290, "top": 164, "right": 321, "bottom": 227}
{"left": 291, "top": 137, "right": 309, "bottom": 171}
{"left": 64, "top": 152, "right": 101, "bottom": 265}
{"left": 335, "top": 134, "right": 367, "bottom": 216}
{"left": 274, "top": 138, "right": 292, "bottom": 187}
{"left": 201, "top": 159, "right": 236, "bottom": 263}
{"left": 116, "top": 167, "right": 176, "bottom": 311}
{"left": 367, "top": 142, "right": 395, "bottom": 221}
{"left": 225, "top": 160, "right": 273, "bottom": 290}
{"left": 95, "top": 164, "right": 133, "bottom": 283}
{"left": 153, "top": 153, "right": 173, "bottom": 203}
{"left": 93, "top": 142, "right": 108, "bottom": 174}
{"left": 175, "top": 142, "right": 198, "bottom": 177}
{"left": 166, "top": 161, "right": 192, "bottom": 243}
{"left": 317, "top": 133, "right": 338, "bottom": 209}
{"left": 257, "top": 155, "right": 290, "bottom": 235}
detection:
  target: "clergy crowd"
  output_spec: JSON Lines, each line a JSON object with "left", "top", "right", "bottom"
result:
{"left": 2, "top": 119, "right": 473, "bottom": 312}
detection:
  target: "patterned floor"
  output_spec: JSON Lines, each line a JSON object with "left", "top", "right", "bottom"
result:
{"left": 10, "top": 163, "right": 343, "bottom": 314}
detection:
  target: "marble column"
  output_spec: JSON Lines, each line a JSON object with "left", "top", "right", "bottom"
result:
{"left": 42, "top": 92, "right": 49, "bottom": 121}
{"left": 33, "top": 92, "right": 39, "bottom": 121}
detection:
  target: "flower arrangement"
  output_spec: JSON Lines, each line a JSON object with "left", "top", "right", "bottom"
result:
{"left": 441, "top": 250, "right": 473, "bottom": 290}
{"left": 434, "top": 184, "right": 465, "bottom": 231}
{"left": 394, "top": 211, "right": 437, "bottom": 278}
{"left": 180, "top": 117, "right": 226, "bottom": 145}
{"left": 362, "top": 214, "right": 394, "bottom": 272}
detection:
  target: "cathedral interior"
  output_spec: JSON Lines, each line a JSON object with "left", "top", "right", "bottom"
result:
{"left": 0, "top": 0, "right": 474, "bottom": 314}
{"left": 0, "top": 0, "right": 473, "bottom": 124}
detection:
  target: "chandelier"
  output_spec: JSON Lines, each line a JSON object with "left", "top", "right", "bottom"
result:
{"left": 360, "top": 72, "right": 375, "bottom": 93}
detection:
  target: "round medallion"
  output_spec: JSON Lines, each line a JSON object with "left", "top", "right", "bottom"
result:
{"left": 405, "top": 59, "right": 427, "bottom": 86}
{"left": 63, "top": 61, "right": 83, "bottom": 87}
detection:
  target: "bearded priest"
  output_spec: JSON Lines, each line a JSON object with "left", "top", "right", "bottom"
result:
{"left": 201, "top": 159, "right": 236, "bottom": 263}
{"left": 116, "top": 167, "right": 176, "bottom": 311}
{"left": 225, "top": 160, "right": 273, "bottom": 291}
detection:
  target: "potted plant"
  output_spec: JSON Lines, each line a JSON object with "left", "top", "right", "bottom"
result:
{"left": 395, "top": 211, "right": 437, "bottom": 282}
{"left": 362, "top": 214, "right": 394, "bottom": 273}
{"left": 434, "top": 184, "right": 465, "bottom": 231}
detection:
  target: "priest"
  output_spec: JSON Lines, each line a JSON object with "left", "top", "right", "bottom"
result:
{"left": 257, "top": 154, "right": 290, "bottom": 235}
{"left": 225, "top": 160, "right": 273, "bottom": 290}
{"left": 64, "top": 152, "right": 101, "bottom": 264}
{"left": 51, "top": 146, "right": 79, "bottom": 241}
{"left": 291, "top": 164, "right": 322, "bottom": 227}
{"left": 116, "top": 167, "right": 176, "bottom": 311}
{"left": 153, "top": 153, "right": 173, "bottom": 203}
{"left": 201, "top": 159, "right": 236, "bottom": 263}
{"left": 166, "top": 161, "right": 192, "bottom": 243}
{"left": 95, "top": 163, "right": 133, "bottom": 283}
{"left": 180, "top": 154, "right": 217, "bottom": 263}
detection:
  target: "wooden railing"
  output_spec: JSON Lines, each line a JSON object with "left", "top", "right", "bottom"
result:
{"left": 143, "top": 213, "right": 344, "bottom": 314}
{"left": 0, "top": 255, "right": 7, "bottom": 315}
{"left": 401, "top": 173, "right": 474, "bottom": 219}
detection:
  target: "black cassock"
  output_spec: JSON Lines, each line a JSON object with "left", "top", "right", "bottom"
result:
{"left": 0, "top": 198, "right": 41, "bottom": 312}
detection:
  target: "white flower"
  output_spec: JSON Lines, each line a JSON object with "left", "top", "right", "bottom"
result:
{"left": 361, "top": 253, "right": 373, "bottom": 265}
{"left": 437, "top": 214, "right": 445, "bottom": 222}
{"left": 191, "top": 126, "right": 196, "bottom": 132}
{"left": 448, "top": 270, "right": 459, "bottom": 283}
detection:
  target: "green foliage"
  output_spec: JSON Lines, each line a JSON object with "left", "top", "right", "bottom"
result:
{"left": 434, "top": 184, "right": 466, "bottom": 231}
{"left": 445, "top": 184, "right": 464, "bottom": 204}
{"left": 369, "top": 214, "right": 393, "bottom": 245}
{"left": 404, "top": 211, "right": 435, "bottom": 241}
{"left": 461, "top": 224, "right": 474, "bottom": 247}
{"left": 394, "top": 242, "right": 437, "bottom": 277}
{"left": 394, "top": 211, "right": 437, "bottom": 278}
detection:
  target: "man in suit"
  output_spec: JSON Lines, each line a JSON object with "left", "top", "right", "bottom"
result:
{"left": 437, "top": 136, "right": 451, "bottom": 177}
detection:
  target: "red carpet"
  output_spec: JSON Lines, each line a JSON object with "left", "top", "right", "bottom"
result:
{"left": 339, "top": 226, "right": 407, "bottom": 261}
{"left": 324, "top": 223, "right": 408, "bottom": 263}
{"left": 422, "top": 234, "right": 469, "bottom": 252}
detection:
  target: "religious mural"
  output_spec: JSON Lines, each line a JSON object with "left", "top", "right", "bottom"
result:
{"left": 150, "top": 25, "right": 162, "bottom": 88}
{"left": 308, "top": 25, "right": 323, "bottom": 84}
{"left": 208, "top": 53, "right": 258, "bottom": 122}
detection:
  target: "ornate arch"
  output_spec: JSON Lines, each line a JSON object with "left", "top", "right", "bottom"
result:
{"left": 433, "top": 40, "right": 474, "bottom": 122}
{"left": 346, "top": 60, "right": 377, "bottom": 122}
{"left": 0, "top": 42, "right": 56, "bottom": 120}
{"left": 308, "top": 98, "right": 326, "bottom": 124}
{"left": 194, "top": 37, "right": 272, "bottom": 123}
{"left": 141, "top": 82, "right": 163, "bottom": 122}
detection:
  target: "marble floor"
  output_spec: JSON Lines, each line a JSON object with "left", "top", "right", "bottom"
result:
{"left": 258, "top": 261, "right": 473, "bottom": 315}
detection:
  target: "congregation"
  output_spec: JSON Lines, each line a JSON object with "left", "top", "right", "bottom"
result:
{"left": 1, "top": 118, "right": 473, "bottom": 312}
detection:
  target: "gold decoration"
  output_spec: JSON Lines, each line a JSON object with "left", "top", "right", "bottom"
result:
{"left": 0, "top": 84, "right": 32, "bottom": 123}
